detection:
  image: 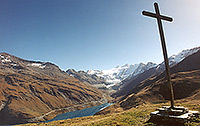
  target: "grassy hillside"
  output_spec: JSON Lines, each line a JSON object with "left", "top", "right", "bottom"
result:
{"left": 18, "top": 100, "right": 200, "bottom": 126}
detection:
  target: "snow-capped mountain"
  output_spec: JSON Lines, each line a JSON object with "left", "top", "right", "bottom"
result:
{"left": 0, "top": 53, "right": 47, "bottom": 69}
{"left": 0, "top": 52, "right": 71, "bottom": 80}
{"left": 87, "top": 62, "right": 157, "bottom": 86}
{"left": 87, "top": 46, "right": 200, "bottom": 90}
{"left": 156, "top": 46, "right": 200, "bottom": 70}
{"left": 66, "top": 46, "right": 200, "bottom": 91}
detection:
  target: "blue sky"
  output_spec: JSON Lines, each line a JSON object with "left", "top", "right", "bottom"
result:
{"left": 0, "top": 0, "right": 199, "bottom": 71}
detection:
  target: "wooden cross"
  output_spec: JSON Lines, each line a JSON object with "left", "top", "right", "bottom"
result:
{"left": 142, "top": 2, "right": 175, "bottom": 108}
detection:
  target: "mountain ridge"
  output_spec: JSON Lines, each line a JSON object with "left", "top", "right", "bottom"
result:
{"left": 0, "top": 52, "right": 105, "bottom": 125}
{"left": 68, "top": 46, "right": 200, "bottom": 92}
{"left": 119, "top": 49, "right": 200, "bottom": 109}
{"left": 113, "top": 46, "right": 200, "bottom": 98}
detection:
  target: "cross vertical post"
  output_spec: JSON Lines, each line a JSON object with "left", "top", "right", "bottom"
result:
{"left": 142, "top": 2, "right": 175, "bottom": 108}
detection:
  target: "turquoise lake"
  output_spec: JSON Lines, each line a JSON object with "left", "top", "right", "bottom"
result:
{"left": 45, "top": 103, "right": 113, "bottom": 123}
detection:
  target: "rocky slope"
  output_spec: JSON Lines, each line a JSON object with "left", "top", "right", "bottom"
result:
{"left": 0, "top": 53, "right": 104, "bottom": 125}
{"left": 119, "top": 50, "right": 200, "bottom": 109}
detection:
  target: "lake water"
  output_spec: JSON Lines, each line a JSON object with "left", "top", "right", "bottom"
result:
{"left": 45, "top": 103, "right": 113, "bottom": 123}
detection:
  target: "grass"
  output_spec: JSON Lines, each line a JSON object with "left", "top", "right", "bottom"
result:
{"left": 17, "top": 103, "right": 157, "bottom": 126}
{"left": 17, "top": 100, "right": 200, "bottom": 126}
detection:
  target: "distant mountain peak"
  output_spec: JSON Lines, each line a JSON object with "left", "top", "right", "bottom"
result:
{"left": 87, "top": 62, "right": 157, "bottom": 87}
{"left": 122, "top": 64, "right": 129, "bottom": 67}
{"left": 84, "top": 46, "right": 200, "bottom": 91}
{"left": 158, "top": 46, "right": 200, "bottom": 68}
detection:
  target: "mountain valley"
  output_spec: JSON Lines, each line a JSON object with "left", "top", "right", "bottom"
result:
{"left": 0, "top": 46, "right": 200, "bottom": 125}
{"left": 0, "top": 53, "right": 105, "bottom": 125}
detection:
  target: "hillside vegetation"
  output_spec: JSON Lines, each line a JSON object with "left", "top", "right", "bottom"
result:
{"left": 18, "top": 99, "right": 200, "bottom": 126}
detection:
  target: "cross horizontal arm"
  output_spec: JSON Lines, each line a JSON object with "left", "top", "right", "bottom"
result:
{"left": 142, "top": 11, "right": 173, "bottom": 22}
